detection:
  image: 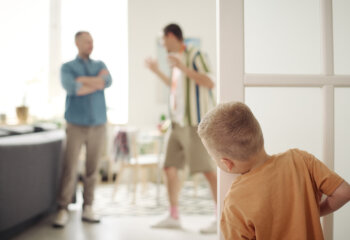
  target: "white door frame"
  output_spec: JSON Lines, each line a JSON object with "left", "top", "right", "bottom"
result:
{"left": 217, "top": 0, "right": 350, "bottom": 239}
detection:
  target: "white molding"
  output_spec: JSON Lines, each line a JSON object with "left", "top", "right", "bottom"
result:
{"left": 320, "top": 1, "right": 335, "bottom": 239}
{"left": 217, "top": 0, "right": 244, "bottom": 239}
{"left": 321, "top": 0, "right": 334, "bottom": 76}
{"left": 244, "top": 74, "right": 350, "bottom": 87}
{"left": 322, "top": 85, "right": 335, "bottom": 240}
{"left": 217, "top": 0, "right": 245, "bottom": 102}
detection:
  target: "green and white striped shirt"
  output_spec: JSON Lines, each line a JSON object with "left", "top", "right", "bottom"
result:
{"left": 170, "top": 46, "right": 216, "bottom": 126}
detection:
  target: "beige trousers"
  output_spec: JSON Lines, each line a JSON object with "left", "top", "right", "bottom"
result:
{"left": 57, "top": 123, "right": 106, "bottom": 208}
{"left": 164, "top": 123, "right": 215, "bottom": 175}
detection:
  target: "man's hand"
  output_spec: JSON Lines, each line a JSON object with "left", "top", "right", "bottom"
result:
{"left": 168, "top": 55, "right": 185, "bottom": 70}
{"left": 145, "top": 58, "right": 160, "bottom": 73}
{"left": 75, "top": 69, "right": 108, "bottom": 93}
{"left": 170, "top": 54, "right": 214, "bottom": 89}
{"left": 76, "top": 76, "right": 85, "bottom": 83}
{"left": 144, "top": 57, "right": 171, "bottom": 87}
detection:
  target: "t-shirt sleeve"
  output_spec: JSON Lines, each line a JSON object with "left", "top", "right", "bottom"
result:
{"left": 301, "top": 150, "right": 344, "bottom": 196}
{"left": 192, "top": 51, "right": 216, "bottom": 88}
{"left": 193, "top": 51, "right": 211, "bottom": 74}
{"left": 221, "top": 198, "right": 255, "bottom": 240}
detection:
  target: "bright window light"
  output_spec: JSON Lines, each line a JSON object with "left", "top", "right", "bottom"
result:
{"left": 61, "top": 0, "right": 128, "bottom": 124}
{"left": 0, "top": 0, "right": 128, "bottom": 125}
{"left": 0, "top": 0, "right": 49, "bottom": 122}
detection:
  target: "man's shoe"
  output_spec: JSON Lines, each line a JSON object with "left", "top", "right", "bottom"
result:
{"left": 200, "top": 220, "right": 217, "bottom": 234}
{"left": 52, "top": 209, "right": 69, "bottom": 228}
{"left": 151, "top": 215, "right": 181, "bottom": 229}
{"left": 82, "top": 205, "right": 101, "bottom": 223}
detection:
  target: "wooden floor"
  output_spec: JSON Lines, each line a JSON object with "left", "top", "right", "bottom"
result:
{"left": 12, "top": 210, "right": 217, "bottom": 240}
{"left": 12, "top": 182, "right": 217, "bottom": 240}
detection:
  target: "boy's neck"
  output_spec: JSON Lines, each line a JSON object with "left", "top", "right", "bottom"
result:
{"left": 242, "top": 149, "right": 270, "bottom": 174}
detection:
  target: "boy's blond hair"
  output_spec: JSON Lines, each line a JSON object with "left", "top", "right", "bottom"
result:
{"left": 198, "top": 102, "right": 264, "bottom": 161}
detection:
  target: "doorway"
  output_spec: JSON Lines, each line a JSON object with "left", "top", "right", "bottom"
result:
{"left": 217, "top": 0, "right": 350, "bottom": 239}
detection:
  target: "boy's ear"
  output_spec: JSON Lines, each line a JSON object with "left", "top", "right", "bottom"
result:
{"left": 220, "top": 158, "right": 234, "bottom": 171}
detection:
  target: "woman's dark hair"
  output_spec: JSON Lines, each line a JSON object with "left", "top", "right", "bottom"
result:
{"left": 163, "top": 23, "right": 183, "bottom": 41}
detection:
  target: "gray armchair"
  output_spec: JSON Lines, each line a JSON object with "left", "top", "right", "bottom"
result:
{"left": 0, "top": 130, "right": 65, "bottom": 236}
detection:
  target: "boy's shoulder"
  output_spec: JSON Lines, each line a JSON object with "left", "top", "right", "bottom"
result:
{"left": 224, "top": 148, "right": 315, "bottom": 201}
{"left": 227, "top": 148, "right": 313, "bottom": 192}
{"left": 275, "top": 148, "right": 309, "bottom": 157}
{"left": 274, "top": 148, "right": 315, "bottom": 164}
{"left": 287, "top": 148, "right": 311, "bottom": 156}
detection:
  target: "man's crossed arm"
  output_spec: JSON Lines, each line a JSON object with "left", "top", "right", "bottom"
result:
{"left": 76, "top": 69, "right": 109, "bottom": 96}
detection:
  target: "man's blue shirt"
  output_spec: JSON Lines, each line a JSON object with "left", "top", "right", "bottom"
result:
{"left": 61, "top": 56, "right": 112, "bottom": 126}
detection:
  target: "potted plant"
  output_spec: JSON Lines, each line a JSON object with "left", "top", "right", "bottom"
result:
{"left": 16, "top": 76, "right": 40, "bottom": 124}
{"left": 16, "top": 95, "right": 29, "bottom": 124}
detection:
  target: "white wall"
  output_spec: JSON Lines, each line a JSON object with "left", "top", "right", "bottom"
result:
{"left": 128, "top": 0, "right": 216, "bottom": 128}
{"left": 334, "top": 87, "right": 350, "bottom": 240}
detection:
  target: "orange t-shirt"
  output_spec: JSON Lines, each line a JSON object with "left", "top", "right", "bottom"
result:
{"left": 221, "top": 149, "right": 344, "bottom": 240}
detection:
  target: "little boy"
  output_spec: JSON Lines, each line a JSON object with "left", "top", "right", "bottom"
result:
{"left": 198, "top": 101, "right": 350, "bottom": 240}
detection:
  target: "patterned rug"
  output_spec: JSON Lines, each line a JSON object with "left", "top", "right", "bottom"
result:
{"left": 74, "top": 181, "right": 215, "bottom": 217}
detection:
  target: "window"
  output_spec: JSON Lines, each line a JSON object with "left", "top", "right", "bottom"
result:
{"left": 0, "top": 0, "right": 49, "bottom": 122}
{"left": 245, "top": 87, "right": 323, "bottom": 160}
{"left": 60, "top": 0, "right": 128, "bottom": 124}
{"left": 244, "top": 0, "right": 321, "bottom": 74}
{"left": 0, "top": 0, "right": 128, "bottom": 124}
{"left": 333, "top": 0, "right": 350, "bottom": 74}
